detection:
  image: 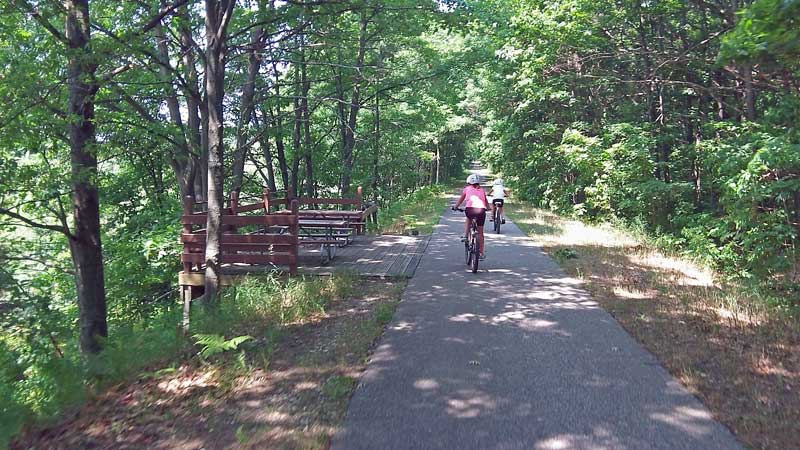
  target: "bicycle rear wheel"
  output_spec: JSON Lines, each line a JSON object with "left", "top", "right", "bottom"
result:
{"left": 471, "top": 234, "right": 480, "bottom": 273}
{"left": 493, "top": 209, "right": 501, "bottom": 233}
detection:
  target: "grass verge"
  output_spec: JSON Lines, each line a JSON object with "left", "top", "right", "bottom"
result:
{"left": 510, "top": 202, "right": 799, "bottom": 450}
{"left": 375, "top": 184, "right": 453, "bottom": 235}
{"left": 11, "top": 275, "right": 405, "bottom": 450}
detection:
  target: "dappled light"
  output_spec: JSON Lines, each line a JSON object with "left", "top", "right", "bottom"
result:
{"left": 511, "top": 203, "right": 800, "bottom": 450}
{"left": 333, "top": 197, "right": 743, "bottom": 449}
{"left": 2, "top": 0, "right": 798, "bottom": 447}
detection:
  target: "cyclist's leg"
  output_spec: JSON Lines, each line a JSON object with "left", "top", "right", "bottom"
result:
{"left": 468, "top": 207, "right": 487, "bottom": 257}
{"left": 477, "top": 225, "right": 485, "bottom": 256}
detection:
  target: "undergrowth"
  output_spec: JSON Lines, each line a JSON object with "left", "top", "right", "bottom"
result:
{"left": 1, "top": 273, "right": 354, "bottom": 449}
{"left": 509, "top": 199, "right": 799, "bottom": 450}
{"left": 375, "top": 184, "right": 452, "bottom": 235}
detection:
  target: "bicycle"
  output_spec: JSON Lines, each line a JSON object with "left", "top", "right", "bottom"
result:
{"left": 491, "top": 200, "right": 502, "bottom": 234}
{"left": 453, "top": 207, "right": 480, "bottom": 273}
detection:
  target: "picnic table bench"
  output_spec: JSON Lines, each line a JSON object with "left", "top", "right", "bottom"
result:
{"left": 296, "top": 219, "right": 352, "bottom": 264}
{"left": 265, "top": 186, "right": 378, "bottom": 235}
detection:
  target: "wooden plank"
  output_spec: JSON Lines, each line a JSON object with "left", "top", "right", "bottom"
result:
{"left": 299, "top": 239, "right": 341, "bottom": 245}
{"left": 182, "top": 214, "right": 298, "bottom": 226}
{"left": 179, "top": 271, "right": 238, "bottom": 287}
{"left": 296, "top": 197, "right": 359, "bottom": 205}
{"left": 297, "top": 210, "right": 362, "bottom": 218}
{"left": 234, "top": 203, "right": 266, "bottom": 213}
{"left": 299, "top": 219, "right": 349, "bottom": 227}
{"left": 182, "top": 233, "right": 297, "bottom": 245}
{"left": 222, "top": 243, "right": 296, "bottom": 252}
{"left": 181, "top": 253, "right": 297, "bottom": 265}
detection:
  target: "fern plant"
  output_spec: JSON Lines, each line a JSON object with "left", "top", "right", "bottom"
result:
{"left": 192, "top": 334, "right": 253, "bottom": 359}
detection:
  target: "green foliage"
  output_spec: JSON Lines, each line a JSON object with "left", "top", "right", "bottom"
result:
{"left": 374, "top": 302, "right": 398, "bottom": 326}
{"left": 553, "top": 248, "right": 578, "bottom": 261}
{"left": 322, "top": 375, "right": 357, "bottom": 399}
{"left": 473, "top": 0, "right": 800, "bottom": 309}
{"left": 377, "top": 184, "right": 452, "bottom": 234}
{"left": 210, "top": 274, "right": 353, "bottom": 328}
{"left": 193, "top": 334, "right": 254, "bottom": 359}
{"left": 0, "top": 274, "right": 352, "bottom": 445}
{"left": 719, "top": 0, "right": 800, "bottom": 71}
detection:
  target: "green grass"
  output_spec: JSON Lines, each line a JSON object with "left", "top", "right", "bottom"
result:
{"left": 322, "top": 375, "right": 357, "bottom": 399}
{"left": 508, "top": 195, "right": 800, "bottom": 450}
{"left": 375, "top": 184, "right": 453, "bottom": 235}
{"left": 1, "top": 273, "right": 355, "bottom": 448}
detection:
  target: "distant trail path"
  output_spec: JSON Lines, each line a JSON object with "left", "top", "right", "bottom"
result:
{"left": 332, "top": 191, "right": 743, "bottom": 449}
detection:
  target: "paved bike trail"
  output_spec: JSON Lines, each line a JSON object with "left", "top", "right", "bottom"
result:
{"left": 331, "top": 207, "right": 743, "bottom": 450}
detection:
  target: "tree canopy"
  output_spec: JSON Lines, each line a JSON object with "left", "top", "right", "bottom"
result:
{"left": 1, "top": 0, "right": 798, "bottom": 444}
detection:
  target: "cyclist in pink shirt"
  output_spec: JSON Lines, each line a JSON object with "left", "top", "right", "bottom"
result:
{"left": 453, "top": 173, "right": 488, "bottom": 259}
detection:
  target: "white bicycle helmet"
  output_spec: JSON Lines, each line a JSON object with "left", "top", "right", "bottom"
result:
{"left": 493, "top": 178, "right": 503, "bottom": 186}
{"left": 466, "top": 173, "right": 481, "bottom": 185}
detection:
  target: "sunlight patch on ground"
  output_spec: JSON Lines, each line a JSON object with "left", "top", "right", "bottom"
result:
{"left": 510, "top": 201, "right": 800, "bottom": 450}
{"left": 633, "top": 252, "right": 715, "bottom": 287}
{"left": 413, "top": 378, "right": 440, "bottom": 390}
{"left": 612, "top": 286, "right": 655, "bottom": 300}
{"left": 157, "top": 368, "right": 217, "bottom": 394}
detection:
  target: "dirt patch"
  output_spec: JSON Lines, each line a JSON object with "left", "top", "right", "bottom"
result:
{"left": 511, "top": 205, "right": 800, "bottom": 450}
{"left": 12, "top": 279, "right": 405, "bottom": 450}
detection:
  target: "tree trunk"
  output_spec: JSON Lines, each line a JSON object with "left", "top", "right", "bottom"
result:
{"left": 231, "top": 26, "right": 264, "bottom": 194}
{"left": 742, "top": 64, "right": 756, "bottom": 121}
{"left": 203, "top": 0, "right": 234, "bottom": 303}
{"left": 155, "top": 17, "right": 195, "bottom": 200}
{"left": 291, "top": 82, "right": 302, "bottom": 197}
{"left": 268, "top": 83, "right": 290, "bottom": 191}
{"left": 372, "top": 88, "right": 380, "bottom": 202}
{"left": 66, "top": 0, "right": 107, "bottom": 354}
{"left": 335, "top": 50, "right": 348, "bottom": 167}
{"left": 253, "top": 111, "right": 278, "bottom": 192}
{"left": 340, "top": 9, "right": 371, "bottom": 197}
{"left": 713, "top": 70, "right": 729, "bottom": 120}
{"left": 300, "top": 35, "right": 314, "bottom": 198}
{"left": 177, "top": 6, "right": 205, "bottom": 202}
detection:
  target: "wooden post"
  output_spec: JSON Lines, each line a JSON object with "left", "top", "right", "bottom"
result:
{"left": 230, "top": 190, "right": 239, "bottom": 215}
{"left": 289, "top": 199, "right": 299, "bottom": 276}
{"left": 356, "top": 186, "right": 364, "bottom": 234}
{"left": 181, "top": 195, "right": 194, "bottom": 273}
{"left": 181, "top": 285, "right": 192, "bottom": 333}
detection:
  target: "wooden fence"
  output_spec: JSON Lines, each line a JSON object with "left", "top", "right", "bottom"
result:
{"left": 180, "top": 194, "right": 300, "bottom": 277}
{"left": 263, "top": 186, "right": 379, "bottom": 234}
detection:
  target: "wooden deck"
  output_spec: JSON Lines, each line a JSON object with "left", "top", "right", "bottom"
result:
{"left": 178, "top": 233, "right": 430, "bottom": 288}
{"left": 298, "top": 234, "right": 430, "bottom": 278}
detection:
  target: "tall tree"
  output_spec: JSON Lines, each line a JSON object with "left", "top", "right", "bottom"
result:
{"left": 203, "top": 0, "right": 235, "bottom": 302}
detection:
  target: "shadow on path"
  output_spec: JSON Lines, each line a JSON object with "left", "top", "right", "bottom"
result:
{"left": 331, "top": 205, "right": 744, "bottom": 450}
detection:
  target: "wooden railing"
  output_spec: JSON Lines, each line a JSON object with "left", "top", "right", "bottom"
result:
{"left": 180, "top": 196, "right": 300, "bottom": 276}
{"left": 264, "top": 186, "right": 363, "bottom": 210}
{"left": 179, "top": 186, "right": 380, "bottom": 280}
{"left": 258, "top": 186, "right": 378, "bottom": 234}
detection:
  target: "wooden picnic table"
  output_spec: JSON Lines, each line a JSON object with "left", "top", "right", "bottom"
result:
{"left": 296, "top": 218, "right": 352, "bottom": 263}
{"left": 276, "top": 208, "right": 371, "bottom": 234}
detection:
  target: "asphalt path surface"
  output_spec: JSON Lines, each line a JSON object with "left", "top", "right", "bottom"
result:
{"left": 331, "top": 205, "right": 744, "bottom": 450}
